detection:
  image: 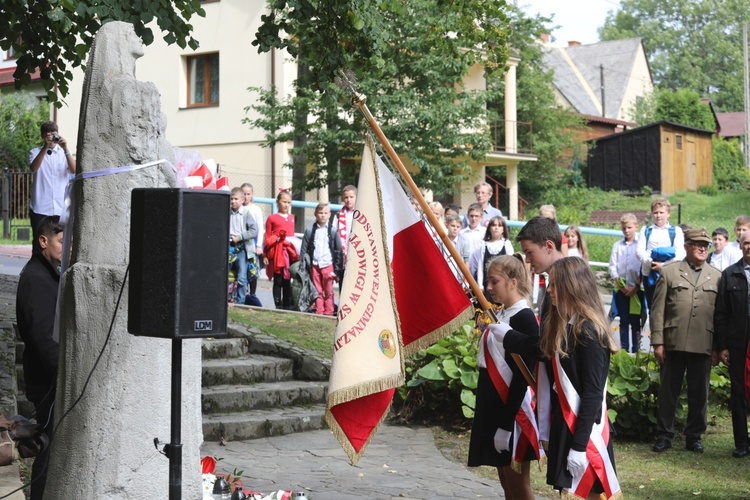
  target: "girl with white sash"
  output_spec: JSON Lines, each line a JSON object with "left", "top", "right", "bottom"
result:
{"left": 495, "top": 257, "right": 622, "bottom": 499}
{"left": 468, "top": 254, "right": 541, "bottom": 499}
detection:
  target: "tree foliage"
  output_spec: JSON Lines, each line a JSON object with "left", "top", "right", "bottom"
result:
{"left": 0, "top": 0, "right": 205, "bottom": 105}
{"left": 247, "top": 0, "right": 511, "bottom": 197}
{"left": 712, "top": 137, "right": 750, "bottom": 191}
{"left": 487, "top": 7, "right": 585, "bottom": 203}
{"left": 632, "top": 88, "right": 716, "bottom": 130}
{"left": 599, "top": 0, "right": 750, "bottom": 112}
{"left": 0, "top": 92, "right": 48, "bottom": 170}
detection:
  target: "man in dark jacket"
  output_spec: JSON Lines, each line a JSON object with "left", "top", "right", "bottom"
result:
{"left": 714, "top": 230, "right": 750, "bottom": 458}
{"left": 16, "top": 216, "right": 64, "bottom": 500}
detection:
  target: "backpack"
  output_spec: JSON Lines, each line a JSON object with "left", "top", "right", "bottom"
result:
{"left": 644, "top": 225, "right": 676, "bottom": 247}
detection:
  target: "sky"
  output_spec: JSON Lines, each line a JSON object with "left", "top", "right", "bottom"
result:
{"left": 516, "top": 0, "right": 622, "bottom": 46}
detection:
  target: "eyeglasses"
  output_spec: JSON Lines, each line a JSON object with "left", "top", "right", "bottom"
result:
{"left": 687, "top": 242, "right": 711, "bottom": 250}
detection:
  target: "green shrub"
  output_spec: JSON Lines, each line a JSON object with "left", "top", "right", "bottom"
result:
{"left": 606, "top": 350, "right": 678, "bottom": 440}
{"left": 713, "top": 138, "right": 750, "bottom": 191}
{"left": 395, "top": 321, "right": 480, "bottom": 424}
{"left": 697, "top": 184, "right": 719, "bottom": 196}
{"left": 709, "top": 362, "right": 731, "bottom": 406}
{"left": 396, "top": 321, "right": 733, "bottom": 438}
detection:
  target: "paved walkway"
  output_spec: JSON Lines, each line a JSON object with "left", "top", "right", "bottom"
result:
{"left": 201, "top": 425, "right": 511, "bottom": 500}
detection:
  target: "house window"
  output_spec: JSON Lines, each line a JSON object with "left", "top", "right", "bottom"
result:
{"left": 187, "top": 53, "right": 219, "bottom": 107}
{"left": 675, "top": 134, "right": 683, "bottom": 150}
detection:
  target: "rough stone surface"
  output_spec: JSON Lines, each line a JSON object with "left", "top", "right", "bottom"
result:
{"left": 202, "top": 355, "right": 295, "bottom": 386}
{"left": 201, "top": 380, "right": 328, "bottom": 414}
{"left": 202, "top": 405, "right": 328, "bottom": 441}
{"left": 201, "top": 425, "right": 508, "bottom": 499}
{"left": 228, "top": 323, "right": 331, "bottom": 381}
{"left": 0, "top": 322, "right": 17, "bottom": 418}
{"left": 45, "top": 22, "right": 202, "bottom": 499}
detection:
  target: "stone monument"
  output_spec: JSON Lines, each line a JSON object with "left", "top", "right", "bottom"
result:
{"left": 45, "top": 21, "right": 203, "bottom": 498}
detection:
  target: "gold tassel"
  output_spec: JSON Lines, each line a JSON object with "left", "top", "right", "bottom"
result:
{"left": 537, "top": 453, "right": 547, "bottom": 471}
{"left": 561, "top": 490, "right": 585, "bottom": 500}
{"left": 511, "top": 459, "right": 522, "bottom": 475}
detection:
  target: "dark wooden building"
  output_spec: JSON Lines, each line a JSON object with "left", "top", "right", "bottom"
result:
{"left": 587, "top": 121, "right": 713, "bottom": 195}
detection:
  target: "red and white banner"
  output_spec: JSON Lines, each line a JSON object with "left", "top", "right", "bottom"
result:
{"left": 379, "top": 152, "right": 473, "bottom": 355}
{"left": 325, "top": 138, "right": 472, "bottom": 463}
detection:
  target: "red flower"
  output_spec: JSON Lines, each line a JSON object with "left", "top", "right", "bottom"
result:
{"left": 201, "top": 456, "right": 216, "bottom": 474}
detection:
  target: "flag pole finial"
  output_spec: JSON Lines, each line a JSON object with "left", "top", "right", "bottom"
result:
{"left": 336, "top": 69, "right": 374, "bottom": 122}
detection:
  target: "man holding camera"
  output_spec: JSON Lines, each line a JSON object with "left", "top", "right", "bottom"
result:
{"left": 28, "top": 121, "right": 76, "bottom": 243}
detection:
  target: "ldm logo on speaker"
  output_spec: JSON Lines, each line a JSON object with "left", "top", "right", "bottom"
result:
{"left": 194, "top": 320, "right": 213, "bottom": 331}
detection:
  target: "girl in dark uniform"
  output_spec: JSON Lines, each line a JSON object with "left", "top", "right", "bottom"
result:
{"left": 468, "top": 254, "right": 539, "bottom": 499}
{"left": 502, "top": 258, "right": 622, "bottom": 499}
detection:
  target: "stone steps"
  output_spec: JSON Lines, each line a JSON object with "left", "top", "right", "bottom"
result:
{"left": 200, "top": 321, "right": 330, "bottom": 441}
{"left": 201, "top": 338, "right": 246, "bottom": 360}
{"left": 202, "top": 355, "right": 294, "bottom": 387}
{"left": 201, "top": 381, "right": 328, "bottom": 414}
{"left": 203, "top": 404, "right": 327, "bottom": 441}
{"left": 13, "top": 320, "right": 330, "bottom": 441}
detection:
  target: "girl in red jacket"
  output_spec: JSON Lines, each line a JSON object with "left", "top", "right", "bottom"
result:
{"left": 263, "top": 190, "right": 299, "bottom": 309}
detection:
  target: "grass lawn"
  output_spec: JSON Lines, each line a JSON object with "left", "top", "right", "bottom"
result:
{"left": 231, "top": 308, "right": 750, "bottom": 499}
{"left": 228, "top": 306, "right": 335, "bottom": 357}
{"left": 509, "top": 190, "right": 750, "bottom": 263}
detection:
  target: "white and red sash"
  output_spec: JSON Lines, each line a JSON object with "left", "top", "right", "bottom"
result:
{"left": 536, "top": 359, "right": 552, "bottom": 449}
{"left": 337, "top": 207, "right": 351, "bottom": 256}
{"left": 551, "top": 352, "right": 621, "bottom": 499}
{"left": 483, "top": 327, "right": 545, "bottom": 470}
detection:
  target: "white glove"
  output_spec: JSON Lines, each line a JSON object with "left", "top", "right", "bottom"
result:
{"left": 566, "top": 449, "right": 588, "bottom": 478}
{"left": 493, "top": 428, "right": 511, "bottom": 453}
{"left": 487, "top": 322, "right": 512, "bottom": 342}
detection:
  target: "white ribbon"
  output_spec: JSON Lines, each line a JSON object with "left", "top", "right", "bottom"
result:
{"left": 53, "top": 159, "right": 174, "bottom": 342}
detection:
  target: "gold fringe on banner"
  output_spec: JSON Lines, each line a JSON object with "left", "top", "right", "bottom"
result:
{"left": 401, "top": 304, "right": 474, "bottom": 357}
{"left": 324, "top": 371, "right": 404, "bottom": 465}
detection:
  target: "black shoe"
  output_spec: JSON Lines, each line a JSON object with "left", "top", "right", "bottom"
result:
{"left": 732, "top": 446, "right": 749, "bottom": 458}
{"left": 652, "top": 439, "right": 672, "bottom": 452}
{"left": 686, "top": 441, "right": 704, "bottom": 453}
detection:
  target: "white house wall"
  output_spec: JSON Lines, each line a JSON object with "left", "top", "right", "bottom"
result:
{"left": 617, "top": 43, "right": 653, "bottom": 123}
{"left": 55, "top": 0, "right": 298, "bottom": 197}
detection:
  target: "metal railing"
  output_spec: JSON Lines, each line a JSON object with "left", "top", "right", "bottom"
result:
{"left": 491, "top": 119, "right": 534, "bottom": 154}
{"left": 485, "top": 172, "right": 529, "bottom": 220}
{"left": 2, "top": 170, "right": 33, "bottom": 239}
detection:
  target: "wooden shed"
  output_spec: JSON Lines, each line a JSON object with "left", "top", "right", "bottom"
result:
{"left": 587, "top": 121, "right": 713, "bottom": 195}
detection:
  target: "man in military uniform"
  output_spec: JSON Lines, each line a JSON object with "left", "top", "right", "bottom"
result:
{"left": 650, "top": 228, "right": 721, "bottom": 453}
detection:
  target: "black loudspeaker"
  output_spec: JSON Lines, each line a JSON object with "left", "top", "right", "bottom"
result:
{"left": 128, "top": 188, "right": 230, "bottom": 339}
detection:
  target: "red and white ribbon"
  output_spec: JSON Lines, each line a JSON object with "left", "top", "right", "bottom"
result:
{"left": 483, "top": 327, "right": 545, "bottom": 467}
{"left": 551, "top": 352, "right": 621, "bottom": 499}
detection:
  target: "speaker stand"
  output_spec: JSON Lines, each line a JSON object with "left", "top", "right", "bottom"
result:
{"left": 168, "top": 339, "right": 183, "bottom": 500}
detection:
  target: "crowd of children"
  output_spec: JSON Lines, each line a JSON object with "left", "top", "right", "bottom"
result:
{"left": 227, "top": 185, "right": 356, "bottom": 315}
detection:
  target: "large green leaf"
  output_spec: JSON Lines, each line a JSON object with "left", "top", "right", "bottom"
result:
{"left": 416, "top": 360, "right": 446, "bottom": 381}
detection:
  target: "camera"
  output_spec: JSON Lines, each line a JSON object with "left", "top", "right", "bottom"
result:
{"left": 51, "top": 134, "right": 60, "bottom": 143}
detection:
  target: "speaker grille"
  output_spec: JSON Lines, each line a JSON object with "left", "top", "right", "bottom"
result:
{"left": 128, "top": 188, "right": 229, "bottom": 339}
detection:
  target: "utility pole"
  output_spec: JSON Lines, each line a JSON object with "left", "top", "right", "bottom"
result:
{"left": 744, "top": 23, "right": 750, "bottom": 170}
{"left": 600, "top": 64, "right": 606, "bottom": 118}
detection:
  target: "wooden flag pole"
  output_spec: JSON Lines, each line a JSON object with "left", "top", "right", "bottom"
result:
{"left": 340, "top": 77, "right": 535, "bottom": 388}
